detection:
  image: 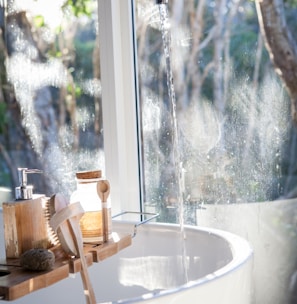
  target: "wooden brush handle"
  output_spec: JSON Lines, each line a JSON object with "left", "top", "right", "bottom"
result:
{"left": 50, "top": 202, "right": 96, "bottom": 304}
{"left": 68, "top": 216, "right": 96, "bottom": 304}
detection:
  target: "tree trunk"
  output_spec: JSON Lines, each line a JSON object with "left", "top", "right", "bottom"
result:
{"left": 255, "top": 0, "right": 297, "bottom": 123}
{"left": 3, "top": 9, "right": 59, "bottom": 194}
{"left": 213, "top": 0, "right": 226, "bottom": 113}
{"left": 185, "top": 0, "right": 207, "bottom": 106}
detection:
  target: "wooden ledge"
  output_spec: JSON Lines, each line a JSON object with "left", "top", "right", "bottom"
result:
{"left": 0, "top": 233, "right": 132, "bottom": 301}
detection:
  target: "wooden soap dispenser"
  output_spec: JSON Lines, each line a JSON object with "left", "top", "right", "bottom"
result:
{"left": 2, "top": 168, "right": 49, "bottom": 258}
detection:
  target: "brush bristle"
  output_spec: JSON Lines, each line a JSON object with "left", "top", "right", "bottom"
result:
{"left": 44, "top": 195, "right": 60, "bottom": 247}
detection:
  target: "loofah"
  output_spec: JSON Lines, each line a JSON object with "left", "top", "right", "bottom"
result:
{"left": 20, "top": 248, "right": 55, "bottom": 271}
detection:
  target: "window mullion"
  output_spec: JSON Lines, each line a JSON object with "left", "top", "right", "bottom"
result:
{"left": 98, "top": 0, "right": 141, "bottom": 214}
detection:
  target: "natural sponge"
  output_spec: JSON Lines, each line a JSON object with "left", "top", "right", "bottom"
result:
{"left": 20, "top": 248, "right": 55, "bottom": 271}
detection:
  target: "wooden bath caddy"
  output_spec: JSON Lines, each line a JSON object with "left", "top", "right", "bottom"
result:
{"left": 0, "top": 233, "right": 132, "bottom": 301}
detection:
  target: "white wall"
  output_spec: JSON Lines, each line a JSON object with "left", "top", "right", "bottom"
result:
{"left": 197, "top": 199, "right": 297, "bottom": 304}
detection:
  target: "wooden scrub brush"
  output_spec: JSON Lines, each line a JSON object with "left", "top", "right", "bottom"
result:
{"left": 48, "top": 193, "right": 96, "bottom": 304}
{"left": 46, "top": 194, "right": 78, "bottom": 256}
{"left": 44, "top": 194, "right": 69, "bottom": 259}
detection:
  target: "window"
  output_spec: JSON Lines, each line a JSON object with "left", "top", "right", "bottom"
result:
{"left": 132, "top": 2, "right": 297, "bottom": 303}
{"left": 0, "top": 0, "right": 105, "bottom": 200}
{"left": 134, "top": 1, "right": 290, "bottom": 224}
{"left": 0, "top": 1, "right": 297, "bottom": 303}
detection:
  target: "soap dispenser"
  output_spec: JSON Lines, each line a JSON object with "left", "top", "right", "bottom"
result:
{"left": 2, "top": 168, "right": 49, "bottom": 258}
{"left": 15, "top": 168, "right": 42, "bottom": 200}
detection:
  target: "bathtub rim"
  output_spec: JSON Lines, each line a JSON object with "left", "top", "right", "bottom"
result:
{"left": 111, "top": 222, "right": 253, "bottom": 304}
{"left": 0, "top": 209, "right": 253, "bottom": 303}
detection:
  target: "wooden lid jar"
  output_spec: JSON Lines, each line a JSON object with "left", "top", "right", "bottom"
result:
{"left": 71, "top": 170, "right": 103, "bottom": 243}
{"left": 75, "top": 170, "right": 102, "bottom": 181}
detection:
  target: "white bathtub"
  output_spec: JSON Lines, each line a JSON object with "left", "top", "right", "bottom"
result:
{"left": 0, "top": 216, "right": 253, "bottom": 303}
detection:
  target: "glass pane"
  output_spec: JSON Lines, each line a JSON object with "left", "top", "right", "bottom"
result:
{"left": 135, "top": 1, "right": 297, "bottom": 303}
{"left": 0, "top": 0, "right": 104, "bottom": 201}
{"left": 135, "top": 1, "right": 291, "bottom": 223}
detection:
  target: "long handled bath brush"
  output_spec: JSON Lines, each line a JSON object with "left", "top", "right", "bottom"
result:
{"left": 48, "top": 194, "right": 96, "bottom": 304}
{"left": 44, "top": 194, "right": 77, "bottom": 259}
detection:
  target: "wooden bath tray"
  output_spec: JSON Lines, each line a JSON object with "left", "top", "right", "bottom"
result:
{"left": 0, "top": 233, "right": 132, "bottom": 301}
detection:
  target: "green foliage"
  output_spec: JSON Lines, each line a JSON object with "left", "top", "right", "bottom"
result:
{"left": 67, "top": 83, "right": 82, "bottom": 98}
{"left": 0, "top": 102, "right": 7, "bottom": 134}
{"left": 0, "top": 171, "right": 11, "bottom": 189}
{"left": 284, "top": 0, "right": 297, "bottom": 8}
{"left": 33, "top": 15, "right": 45, "bottom": 28}
{"left": 74, "top": 39, "right": 95, "bottom": 79}
{"left": 65, "top": 0, "right": 93, "bottom": 17}
{"left": 46, "top": 47, "right": 61, "bottom": 59}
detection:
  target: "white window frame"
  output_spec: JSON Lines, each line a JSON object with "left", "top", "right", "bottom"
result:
{"left": 98, "top": 0, "right": 142, "bottom": 214}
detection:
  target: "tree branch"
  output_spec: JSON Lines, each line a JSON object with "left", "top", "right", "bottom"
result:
{"left": 255, "top": 0, "right": 297, "bottom": 122}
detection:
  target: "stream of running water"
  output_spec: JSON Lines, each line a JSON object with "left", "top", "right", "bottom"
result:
{"left": 158, "top": 2, "right": 189, "bottom": 283}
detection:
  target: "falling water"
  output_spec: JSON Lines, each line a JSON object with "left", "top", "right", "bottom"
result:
{"left": 158, "top": 3, "right": 188, "bottom": 283}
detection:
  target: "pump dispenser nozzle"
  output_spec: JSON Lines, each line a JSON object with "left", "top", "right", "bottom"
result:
{"left": 15, "top": 168, "right": 42, "bottom": 200}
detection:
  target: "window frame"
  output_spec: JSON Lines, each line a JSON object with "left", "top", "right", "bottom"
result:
{"left": 98, "top": 0, "right": 142, "bottom": 214}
